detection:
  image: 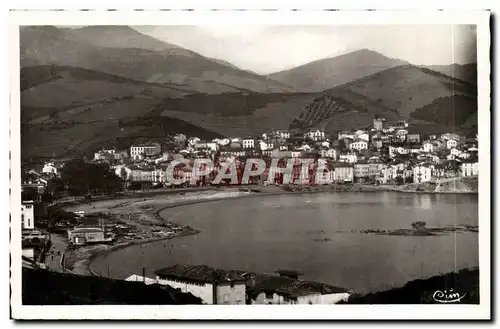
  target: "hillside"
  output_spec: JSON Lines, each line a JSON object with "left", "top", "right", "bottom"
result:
{"left": 21, "top": 115, "right": 223, "bottom": 159}
{"left": 153, "top": 64, "right": 477, "bottom": 138}
{"left": 22, "top": 268, "right": 202, "bottom": 305}
{"left": 268, "top": 49, "right": 408, "bottom": 92}
{"left": 21, "top": 65, "right": 195, "bottom": 123}
{"left": 328, "top": 65, "right": 477, "bottom": 119}
{"left": 20, "top": 26, "right": 293, "bottom": 94}
{"left": 425, "top": 63, "right": 477, "bottom": 84}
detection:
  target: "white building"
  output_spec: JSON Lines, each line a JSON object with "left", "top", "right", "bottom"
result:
{"left": 130, "top": 142, "right": 161, "bottom": 160}
{"left": 338, "top": 131, "right": 355, "bottom": 140}
{"left": 422, "top": 142, "right": 434, "bottom": 153}
{"left": 461, "top": 161, "right": 479, "bottom": 177}
{"left": 242, "top": 138, "right": 255, "bottom": 149}
{"left": 349, "top": 140, "right": 368, "bottom": 151}
{"left": 259, "top": 140, "right": 274, "bottom": 151}
{"left": 319, "top": 148, "right": 337, "bottom": 159}
{"left": 42, "top": 162, "right": 58, "bottom": 176}
{"left": 305, "top": 129, "right": 325, "bottom": 141}
{"left": 339, "top": 153, "right": 357, "bottom": 164}
{"left": 155, "top": 265, "right": 246, "bottom": 305}
{"left": 354, "top": 130, "right": 370, "bottom": 142}
{"left": 273, "top": 130, "right": 290, "bottom": 139}
{"left": 446, "top": 139, "right": 459, "bottom": 149}
{"left": 21, "top": 201, "right": 35, "bottom": 230}
{"left": 413, "top": 164, "right": 433, "bottom": 183}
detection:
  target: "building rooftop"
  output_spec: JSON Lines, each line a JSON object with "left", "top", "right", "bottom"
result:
{"left": 155, "top": 264, "right": 247, "bottom": 284}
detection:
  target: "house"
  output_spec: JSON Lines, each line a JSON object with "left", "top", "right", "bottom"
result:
{"left": 213, "top": 138, "right": 231, "bottom": 146}
{"left": 422, "top": 141, "right": 434, "bottom": 153}
{"left": 173, "top": 133, "right": 187, "bottom": 146}
{"left": 273, "top": 130, "right": 290, "bottom": 140}
{"left": 246, "top": 271, "right": 350, "bottom": 305}
{"left": 334, "top": 163, "right": 354, "bottom": 183}
{"left": 461, "top": 160, "right": 479, "bottom": 177}
{"left": 68, "top": 226, "right": 106, "bottom": 245}
{"left": 339, "top": 152, "right": 357, "bottom": 164}
{"left": 42, "top": 162, "right": 58, "bottom": 176}
{"left": 21, "top": 201, "right": 35, "bottom": 230}
{"left": 319, "top": 148, "right": 336, "bottom": 159}
{"left": 406, "top": 133, "right": 420, "bottom": 144}
{"left": 349, "top": 139, "right": 368, "bottom": 151}
{"left": 130, "top": 142, "right": 161, "bottom": 160}
{"left": 188, "top": 137, "right": 201, "bottom": 146}
{"left": 130, "top": 167, "right": 154, "bottom": 182}
{"left": 152, "top": 169, "right": 167, "bottom": 183}
{"left": 413, "top": 164, "right": 433, "bottom": 183}
{"left": 338, "top": 131, "right": 355, "bottom": 140}
{"left": 354, "top": 161, "right": 370, "bottom": 182}
{"left": 155, "top": 264, "right": 247, "bottom": 305}
{"left": 434, "top": 160, "right": 461, "bottom": 179}
{"left": 354, "top": 130, "right": 370, "bottom": 142}
{"left": 304, "top": 129, "right": 325, "bottom": 141}
{"left": 441, "top": 133, "right": 462, "bottom": 142}
{"left": 242, "top": 138, "right": 256, "bottom": 149}
{"left": 393, "top": 120, "right": 408, "bottom": 128}
{"left": 368, "top": 162, "right": 386, "bottom": 180}
{"left": 259, "top": 140, "right": 274, "bottom": 151}
{"left": 380, "top": 166, "right": 394, "bottom": 184}
{"left": 446, "top": 139, "right": 458, "bottom": 149}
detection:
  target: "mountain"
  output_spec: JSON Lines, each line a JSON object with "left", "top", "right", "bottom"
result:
{"left": 424, "top": 63, "right": 477, "bottom": 84}
{"left": 20, "top": 26, "right": 294, "bottom": 94}
{"left": 153, "top": 64, "right": 477, "bottom": 137}
{"left": 20, "top": 65, "right": 195, "bottom": 123}
{"left": 268, "top": 49, "right": 408, "bottom": 92}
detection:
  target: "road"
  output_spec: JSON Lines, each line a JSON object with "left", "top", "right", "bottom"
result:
{"left": 43, "top": 233, "right": 68, "bottom": 273}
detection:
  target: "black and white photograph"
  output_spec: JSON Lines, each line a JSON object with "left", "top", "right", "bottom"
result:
{"left": 9, "top": 9, "right": 491, "bottom": 320}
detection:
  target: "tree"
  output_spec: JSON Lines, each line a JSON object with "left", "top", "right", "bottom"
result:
{"left": 22, "top": 187, "right": 39, "bottom": 202}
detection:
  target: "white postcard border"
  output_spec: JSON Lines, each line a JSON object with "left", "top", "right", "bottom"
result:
{"left": 9, "top": 9, "right": 491, "bottom": 320}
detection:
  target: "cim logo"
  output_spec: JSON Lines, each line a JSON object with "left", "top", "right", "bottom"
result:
{"left": 432, "top": 289, "right": 466, "bottom": 303}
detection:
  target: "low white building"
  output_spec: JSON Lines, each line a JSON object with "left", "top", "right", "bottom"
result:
{"left": 349, "top": 140, "right": 368, "bottom": 151}
{"left": 21, "top": 201, "right": 35, "bottom": 230}
{"left": 242, "top": 138, "right": 255, "bottom": 149}
{"left": 461, "top": 161, "right": 479, "bottom": 177}
{"left": 413, "top": 164, "right": 433, "bottom": 183}
{"left": 247, "top": 271, "right": 350, "bottom": 305}
{"left": 155, "top": 264, "right": 246, "bottom": 305}
{"left": 305, "top": 129, "right": 325, "bottom": 141}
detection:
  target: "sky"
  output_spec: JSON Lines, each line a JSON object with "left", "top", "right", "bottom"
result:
{"left": 133, "top": 25, "right": 477, "bottom": 74}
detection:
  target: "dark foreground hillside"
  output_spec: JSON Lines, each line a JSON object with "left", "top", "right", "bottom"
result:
{"left": 341, "top": 268, "right": 479, "bottom": 304}
{"left": 22, "top": 268, "right": 202, "bottom": 305}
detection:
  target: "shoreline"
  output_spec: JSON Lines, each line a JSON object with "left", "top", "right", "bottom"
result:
{"left": 63, "top": 186, "right": 476, "bottom": 277}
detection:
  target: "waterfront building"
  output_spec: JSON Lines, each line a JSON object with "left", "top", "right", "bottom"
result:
{"left": 247, "top": 270, "right": 350, "bottom": 305}
{"left": 413, "top": 164, "right": 433, "bottom": 183}
{"left": 155, "top": 264, "right": 247, "bottom": 305}
{"left": 334, "top": 163, "right": 354, "bottom": 183}
{"left": 68, "top": 227, "right": 106, "bottom": 245}
{"left": 461, "top": 160, "right": 479, "bottom": 177}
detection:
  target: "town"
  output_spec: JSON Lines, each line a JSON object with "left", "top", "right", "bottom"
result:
{"left": 23, "top": 116, "right": 479, "bottom": 194}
